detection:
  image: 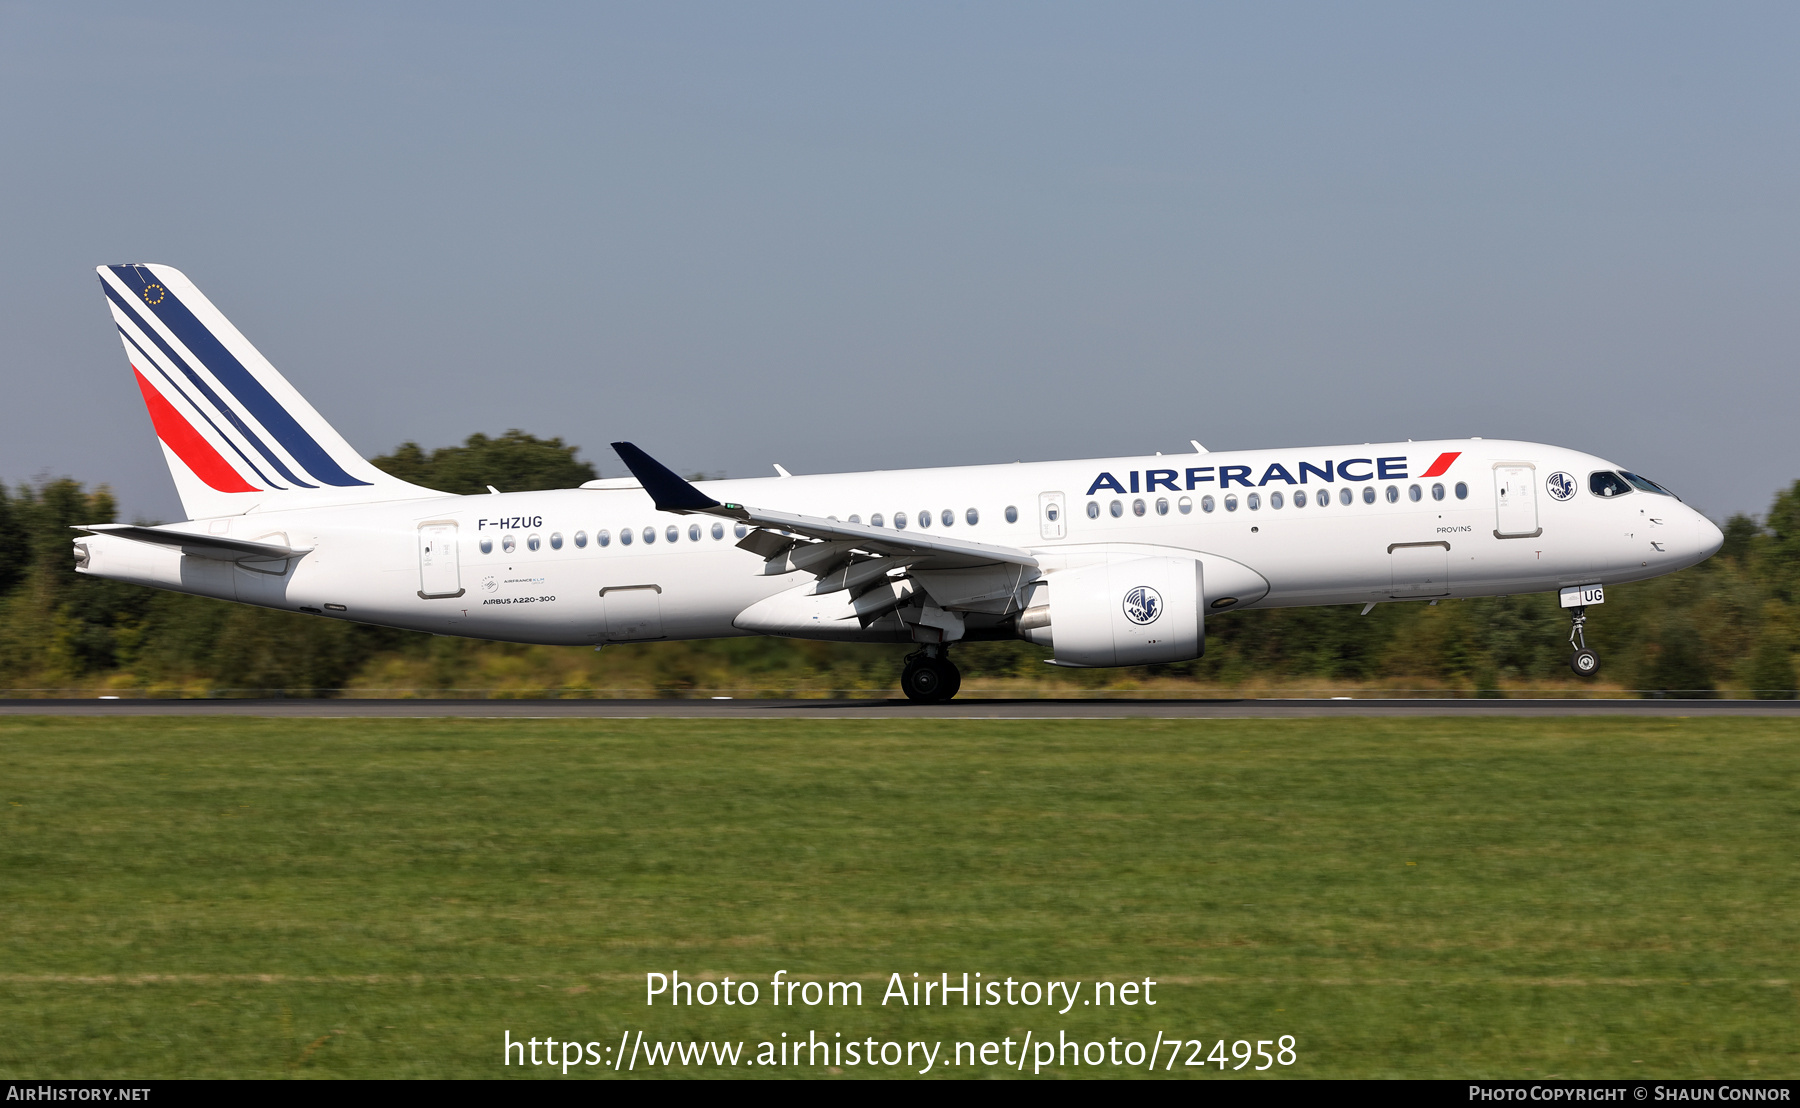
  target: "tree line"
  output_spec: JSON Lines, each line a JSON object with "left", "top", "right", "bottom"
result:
{"left": 0, "top": 431, "right": 1793, "bottom": 697}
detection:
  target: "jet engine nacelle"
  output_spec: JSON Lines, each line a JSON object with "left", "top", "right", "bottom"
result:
{"left": 1017, "top": 555, "right": 1203, "bottom": 667}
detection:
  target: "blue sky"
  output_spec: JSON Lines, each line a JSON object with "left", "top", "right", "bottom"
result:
{"left": 3, "top": 3, "right": 1796, "bottom": 521}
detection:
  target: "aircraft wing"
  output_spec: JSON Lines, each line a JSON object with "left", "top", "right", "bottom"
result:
{"left": 610, "top": 441, "right": 1037, "bottom": 571}
{"left": 727, "top": 505, "right": 1037, "bottom": 570}
{"left": 74, "top": 523, "right": 311, "bottom": 563}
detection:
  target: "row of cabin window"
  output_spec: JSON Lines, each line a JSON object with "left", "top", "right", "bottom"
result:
{"left": 470, "top": 480, "right": 1478, "bottom": 555}
{"left": 472, "top": 504, "right": 1032, "bottom": 555}
{"left": 841, "top": 506, "right": 1021, "bottom": 529}
{"left": 1085, "top": 481, "right": 1470, "bottom": 519}
{"left": 477, "top": 520, "right": 753, "bottom": 554}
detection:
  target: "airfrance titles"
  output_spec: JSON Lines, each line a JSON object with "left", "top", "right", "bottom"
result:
{"left": 1087, "top": 449, "right": 1464, "bottom": 496}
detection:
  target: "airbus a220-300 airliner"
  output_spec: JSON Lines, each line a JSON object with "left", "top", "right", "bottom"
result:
{"left": 75, "top": 264, "right": 1723, "bottom": 700}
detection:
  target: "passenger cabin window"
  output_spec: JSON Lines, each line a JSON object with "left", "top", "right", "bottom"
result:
{"left": 1340, "top": 487, "right": 1353, "bottom": 506}
{"left": 734, "top": 523, "right": 749, "bottom": 538}
{"left": 1132, "top": 498, "right": 1146, "bottom": 516}
{"left": 550, "top": 532, "right": 564, "bottom": 550}
{"left": 1178, "top": 496, "right": 1193, "bottom": 514}
{"left": 479, "top": 537, "right": 494, "bottom": 554}
{"left": 1004, "top": 505, "right": 1018, "bottom": 523}
{"left": 1408, "top": 484, "right": 1421, "bottom": 502}
{"left": 1155, "top": 497, "right": 1169, "bottom": 515}
{"left": 1293, "top": 490, "right": 1307, "bottom": 507}
{"left": 597, "top": 529, "right": 610, "bottom": 547}
{"left": 527, "top": 534, "right": 541, "bottom": 551}
{"left": 894, "top": 512, "right": 908, "bottom": 530}
{"left": 1454, "top": 482, "right": 1468, "bottom": 500}
{"left": 1087, "top": 501, "right": 1100, "bottom": 519}
{"left": 574, "top": 530, "right": 588, "bottom": 548}
{"left": 1247, "top": 492, "right": 1262, "bottom": 510}
{"left": 1224, "top": 495, "right": 1239, "bottom": 512}
{"left": 1270, "top": 491, "right": 1284, "bottom": 509}
{"left": 918, "top": 510, "right": 931, "bottom": 528}
{"left": 1385, "top": 486, "right": 1399, "bottom": 504}
{"left": 1362, "top": 487, "right": 1376, "bottom": 505}
{"left": 502, "top": 535, "right": 517, "bottom": 553}
{"left": 966, "top": 507, "right": 979, "bottom": 525}
{"left": 1590, "top": 471, "right": 1632, "bottom": 498}
{"left": 712, "top": 522, "right": 725, "bottom": 540}
{"left": 688, "top": 524, "right": 701, "bottom": 542}
{"left": 941, "top": 509, "right": 954, "bottom": 527}
{"left": 643, "top": 527, "right": 656, "bottom": 544}
{"left": 848, "top": 515, "right": 861, "bottom": 524}
{"left": 1200, "top": 495, "right": 1214, "bottom": 513}
{"left": 870, "top": 514, "right": 884, "bottom": 528}
{"left": 619, "top": 529, "right": 632, "bottom": 546}
{"left": 1431, "top": 484, "right": 1444, "bottom": 502}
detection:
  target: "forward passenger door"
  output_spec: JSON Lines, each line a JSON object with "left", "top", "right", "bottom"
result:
{"left": 1493, "top": 465, "right": 1540, "bottom": 538}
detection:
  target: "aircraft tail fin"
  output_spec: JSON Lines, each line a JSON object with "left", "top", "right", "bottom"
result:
{"left": 97, "top": 264, "right": 439, "bottom": 520}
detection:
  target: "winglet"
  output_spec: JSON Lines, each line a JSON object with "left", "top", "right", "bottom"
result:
{"left": 610, "top": 442, "right": 729, "bottom": 514}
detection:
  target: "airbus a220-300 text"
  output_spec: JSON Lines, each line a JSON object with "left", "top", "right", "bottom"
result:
{"left": 74, "top": 265, "right": 1723, "bottom": 700}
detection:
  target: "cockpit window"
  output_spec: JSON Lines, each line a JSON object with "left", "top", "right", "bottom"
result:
{"left": 1589, "top": 471, "right": 1632, "bottom": 498}
{"left": 1620, "top": 471, "right": 1673, "bottom": 497}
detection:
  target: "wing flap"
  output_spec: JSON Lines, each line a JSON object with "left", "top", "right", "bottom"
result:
{"left": 739, "top": 508, "right": 1037, "bottom": 570}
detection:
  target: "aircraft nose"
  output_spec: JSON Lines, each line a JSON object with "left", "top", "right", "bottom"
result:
{"left": 1695, "top": 510, "right": 1724, "bottom": 561}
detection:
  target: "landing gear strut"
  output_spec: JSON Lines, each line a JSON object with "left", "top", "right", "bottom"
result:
{"left": 901, "top": 645, "right": 962, "bottom": 703}
{"left": 1568, "top": 606, "right": 1600, "bottom": 677}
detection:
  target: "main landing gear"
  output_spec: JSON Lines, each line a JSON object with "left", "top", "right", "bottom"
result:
{"left": 1568, "top": 606, "right": 1600, "bottom": 678}
{"left": 901, "top": 645, "right": 962, "bottom": 703}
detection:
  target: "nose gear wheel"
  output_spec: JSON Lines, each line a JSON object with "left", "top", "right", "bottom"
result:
{"left": 1568, "top": 606, "right": 1600, "bottom": 678}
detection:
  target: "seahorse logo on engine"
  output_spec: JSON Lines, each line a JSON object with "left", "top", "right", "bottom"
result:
{"left": 1123, "top": 585, "right": 1162, "bottom": 626}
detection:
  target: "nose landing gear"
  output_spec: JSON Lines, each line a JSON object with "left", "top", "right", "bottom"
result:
{"left": 1569, "top": 606, "right": 1600, "bottom": 677}
{"left": 901, "top": 645, "right": 962, "bottom": 702}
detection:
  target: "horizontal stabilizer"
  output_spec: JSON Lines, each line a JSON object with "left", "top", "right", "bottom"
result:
{"left": 75, "top": 523, "right": 310, "bottom": 563}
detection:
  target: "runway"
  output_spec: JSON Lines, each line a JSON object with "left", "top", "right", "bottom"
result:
{"left": 3, "top": 697, "right": 1798, "bottom": 718}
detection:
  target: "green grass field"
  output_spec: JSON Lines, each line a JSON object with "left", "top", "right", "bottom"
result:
{"left": 0, "top": 716, "right": 1794, "bottom": 1079}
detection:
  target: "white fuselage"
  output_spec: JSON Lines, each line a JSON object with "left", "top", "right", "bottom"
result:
{"left": 75, "top": 438, "right": 1723, "bottom": 649}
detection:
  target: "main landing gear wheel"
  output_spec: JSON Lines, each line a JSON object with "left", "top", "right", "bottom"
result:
{"left": 1567, "top": 605, "right": 1600, "bottom": 678}
{"left": 901, "top": 652, "right": 962, "bottom": 703}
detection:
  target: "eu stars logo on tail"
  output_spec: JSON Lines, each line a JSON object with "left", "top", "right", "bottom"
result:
{"left": 97, "top": 264, "right": 438, "bottom": 521}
